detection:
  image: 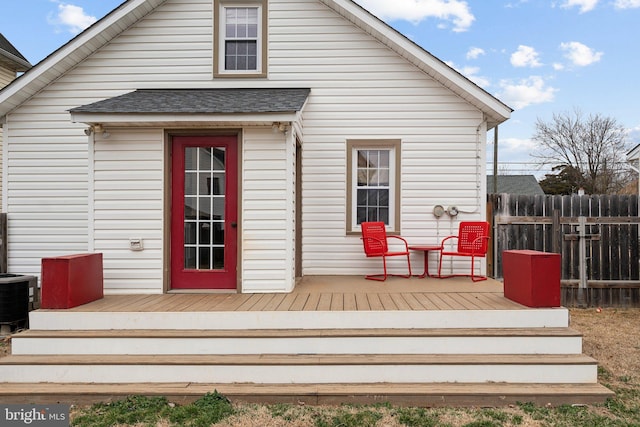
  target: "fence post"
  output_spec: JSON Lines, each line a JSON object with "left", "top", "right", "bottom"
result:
{"left": 552, "top": 209, "right": 561, "bottom": 254}
{"left": 577, "top": 216, "right": 588, "bottom": 307}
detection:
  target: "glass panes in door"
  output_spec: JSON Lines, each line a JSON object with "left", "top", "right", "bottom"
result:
{"left": 183, "top": 147, "right": 226, "bottom": 270}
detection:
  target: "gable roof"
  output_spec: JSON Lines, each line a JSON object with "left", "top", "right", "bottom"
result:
{"left": 70, "top": 88, "right": 311, "bottom": 115}
{"left": 487, "top": 175, "right": 545, "bottom": 195}
{"left": 0, "top": 0, "right": 511, "bottom": 126}
{"left": 0, "top": 33, "right": 32, "bottom": 72}
{"left": 320, "top": 0, "right": 511, "bottom": 128}
{"left": 0, "top": 0, "right": 165, "bottom": 117}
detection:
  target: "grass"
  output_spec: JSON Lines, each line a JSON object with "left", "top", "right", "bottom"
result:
{"left": 71, "top": 392, "right": 234, "bottom": 427}
{"left": 35, "top": 308, "right": 640, "bottom": 426}
{"left": 67, "top": 395, "right": 640, "bottom": 426}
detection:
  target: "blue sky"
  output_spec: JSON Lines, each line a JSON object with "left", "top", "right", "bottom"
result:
{"left": 1, "top": 0, "right": 639, "bottom": 177}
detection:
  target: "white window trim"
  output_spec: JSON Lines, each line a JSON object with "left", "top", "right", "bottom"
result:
{"left": 215, "top": 0, "right": 267, "bottom": 77}
{"left": 346, "top": 139, "right": 402, "bottom": 234}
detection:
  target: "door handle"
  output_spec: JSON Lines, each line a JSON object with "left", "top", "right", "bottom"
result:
{"left": 231, "top": 222, "right": 237, "bottom": 228}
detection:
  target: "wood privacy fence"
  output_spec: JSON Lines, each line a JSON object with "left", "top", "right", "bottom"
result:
{"left": 487, "top": 194, "right": 640, "bottom": 307}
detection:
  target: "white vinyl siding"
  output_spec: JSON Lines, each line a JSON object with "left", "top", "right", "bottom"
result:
{"left": 3, "top": 100, "right": 91, "bottom": 276}
{"left": 0, "top": 66, "right": 14, "bottom": 87}
{"left": 3, "top": 0, "right": 487, "bottom": 290}
{"left": 269, "top": 1, "right": 486, "bottom": 275}
{"left": 1, "top": 66, "right": 18, "bottom": 209}
{"left": 93, "top": 129, "right": 165, "bottom": 294}
{"left": 241, "top": 128, "right": 295, "bottom": 293}
{"left": 3, "top": 0, "right": 212, "bottom": 282}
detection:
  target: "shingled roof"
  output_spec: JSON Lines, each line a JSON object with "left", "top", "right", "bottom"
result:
{"left": 0, "top": 33, "right": 31, "bottom": 72}
{"left": 70, "top": 88, "right": 311, "bottom": 114}
{"left": 487, "top": 175, "right": 545, "bottom": 195}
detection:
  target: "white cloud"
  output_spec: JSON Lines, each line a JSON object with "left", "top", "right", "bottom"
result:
{"left": 354, "top": 0, "right": 475, "bottom": 32}
{"left": 510, "top": 45, "right": 542, "bottom": 68}
{"left": 628, "top": 125, "right": 640, "bottom": 145}
{"left": 552, "top": 63, "right": 565, "bottom": 71}
{"left": 560, "top": 0, "right": 599, "bottom": 13}
{"left": 460, "top": 66, "right": 490, "bottom": 88}
{"left": 48, "top": 3, "right": 97, "bottom": 34}
{"left": 445, "top": 61, "right": 490, "bottom": 88}
{"left": 560, "top": 41, "right": 603, "bottom": 66}
{"left": 505, "top": 0, "right": 530, "bottom": 7}
{"left": 466, "top": 47, "right": 485, "bottom": 60}
{"left": 614, "top": 0, "right": 640, "bottom": 8}
{"left": 487, "top": 137, "right": 539, "bottom": 176}
{"left": 499, "top": 137, "right": 538, "bottom": 155}
{"left": 496, "top": 76, "right": 557, "bottom": 109}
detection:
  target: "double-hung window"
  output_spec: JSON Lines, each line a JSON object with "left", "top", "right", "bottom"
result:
{"left": 214, "top": 0, "right": 267, "bottom": 77}
{"left": 347, "top": 140, "right": 401, "bottom": 233}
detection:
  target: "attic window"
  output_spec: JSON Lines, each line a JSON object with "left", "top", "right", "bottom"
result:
{"left": 214, "top": 0, "right": 267, "bottom": 78}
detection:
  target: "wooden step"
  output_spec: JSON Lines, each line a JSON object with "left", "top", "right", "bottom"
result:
{"left": 28, "top": 307, "right": 570, "bottom": 330}
{"left": 0, "top": 353, "right": 598, "bottom": 365}
{"left": 0, "top": 382, "right": 615, "bottom": 407}
{"left": 14, "top": 327, "right": 583, "bottom": 339}
{"left": 0, "top": 354, "right": 598, "bottom": 384}
{"left": 10, "top": 327, "right": 584, "bottom": 356}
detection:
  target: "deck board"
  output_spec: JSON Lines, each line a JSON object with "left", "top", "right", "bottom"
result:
{"left": 303, "top": 293, "right": 321, "bottom": 311}
{"left": 438, "top": 293, "right": 469, "bottom": 310}
{"left": 330, "top": 293, "right": 343, "bottom": 311}
{"left": 46, "top": 274, "right": 531, "bottom": 314}
{"left": 427, "top": 294, "right": 454, "bottom": 310}
{"left": 0, "top": 382, "right": 614, "bottom": 407}
{"left": 168, "top": 295, "right": 209, "bottom": 312}
{"left": 343, "top": 293, "right": 357, "bottom": 311}
{"left": 287, "top": 294, "right": 310, "bottom": 311}
{"left": 366, "top": 294, "right": 385, "bottom": 310}
{"left": 390, "top": 294, "right": 413, "bottom": 310}
{"left": 233, "top": 294, "right": 263, "bottom": 311}
{"left": 250, "top": 295, "right": 278, "bottom": 312}
{"left": 412, "top": 293, "right": 440, "bottom": 310}
{"left": 378, "top": 293, "right": 398, "bottom": 310}
{"left": 402, "top": 293, "right": 427, "bottom": 310}
{"left": 317, "top": 294, "right": 332, "bottom": 311}
{"left": 354, "top": 293, "right": 370, "bottom": 310}
{"left": 54, "top": 291, "right": 525, "bottom": 313}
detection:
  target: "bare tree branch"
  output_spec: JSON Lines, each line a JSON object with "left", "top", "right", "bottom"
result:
{"left": 532, "top": 108, "right": 631, "bottom": 194}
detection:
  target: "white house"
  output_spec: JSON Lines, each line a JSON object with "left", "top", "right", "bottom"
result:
{"left": 0, "top": 33, "right": 32, "bottom": 204}
{"left": 0, "top": 0, "right": 511, "bottom": 294}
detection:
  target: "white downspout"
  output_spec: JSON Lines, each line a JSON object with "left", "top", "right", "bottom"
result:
{"left": 457, "top": 119, "right": 487, "bottom": 216}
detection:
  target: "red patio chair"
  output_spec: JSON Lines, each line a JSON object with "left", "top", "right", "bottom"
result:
{"left": 360, "top": 221, "right": 412, "bottom": 281}
{"left": 437, "top": 221, "right": 490, "bottom": 282}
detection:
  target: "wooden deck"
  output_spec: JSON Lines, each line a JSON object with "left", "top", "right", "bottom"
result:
{"left": 58, "top": 275, "right": 525, "bottom": 313}
{"left": 1, "top": 276, "right": 614, "bottom": 407}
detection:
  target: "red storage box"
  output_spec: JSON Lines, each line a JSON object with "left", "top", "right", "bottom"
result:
{"left": 41, "top": 253, "right": 104, "bottom": 309}
{"left": 503, "top": 250, "right": 561, "bottom": 308}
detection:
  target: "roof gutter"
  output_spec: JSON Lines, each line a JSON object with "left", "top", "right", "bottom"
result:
{"left": 0, "top": 50, "right": 32, "bottom": 72}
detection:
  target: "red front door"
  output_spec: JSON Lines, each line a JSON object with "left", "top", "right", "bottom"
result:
{"left": 171, "top": 135, "right": 238, "bottom": 290}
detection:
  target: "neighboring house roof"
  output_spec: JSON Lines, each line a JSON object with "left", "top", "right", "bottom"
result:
{"left": 70, "top": 88, "right": 311, "bottom": 114}
{"left": 0, "top": 33, "right": 32, "bottom": 72}
{"left": 627, "top": 143, "right": 640, "bottom": 162}
{"left": 0, "top": 0, "right": 511, "bottom": 126}
{"left": 487, "top": 175, "right": 545, "bottom": 195}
